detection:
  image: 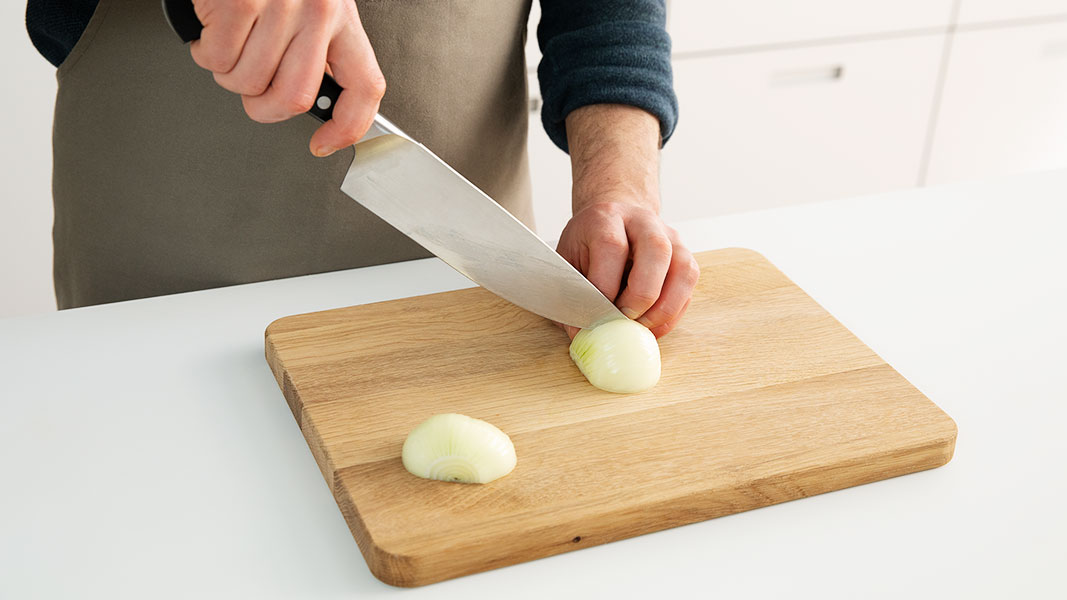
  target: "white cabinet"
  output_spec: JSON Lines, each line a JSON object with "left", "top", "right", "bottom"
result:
{"left": 524, "top": 1, "right": 541, "bottom": 72}
{"left": 669, "top": 0, "right": 954, "bottom": 54}
{"left": 957, "top": 1, "right": 1067, "bottom": 25}
{"left": 523, "top": 1, "right": 1067, "bottom": 233}
{"left": 926, "top": 21, "right": 1067, "bottom": 185}
{"left": 660, "top": 35, "right": 944, "bottom": 221}
{"left": 526, "top": 74, "right": 574, "bottom": 243}
{"left": 524, "top": 2, "right": 578, "bottom": 243}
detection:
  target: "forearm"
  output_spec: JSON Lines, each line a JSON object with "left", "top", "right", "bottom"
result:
{"left": 539, "top": 2, "right": 693, "bottom": 339}
{"left": 566, "top": 104, "right": 662, "bottom": 215}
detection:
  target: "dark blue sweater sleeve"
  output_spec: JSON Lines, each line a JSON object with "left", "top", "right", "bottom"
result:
{"left": 26, "top": 0, "right": 100, "bottom": 67}
{"left": 536, "top": 0, "right": 678, "bottom": 153}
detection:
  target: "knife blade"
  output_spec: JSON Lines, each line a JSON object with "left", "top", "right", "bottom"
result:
{"left": 162, "top": 0, "right": 626, "bottom": 329}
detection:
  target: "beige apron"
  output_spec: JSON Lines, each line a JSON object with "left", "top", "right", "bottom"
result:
{"left": 52, "top": 0, "right": 533, "bottom": 309}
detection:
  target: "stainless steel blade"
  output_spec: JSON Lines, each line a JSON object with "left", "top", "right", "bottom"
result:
{"left": 340, "top": 133, "right": 626, "bottom": 329}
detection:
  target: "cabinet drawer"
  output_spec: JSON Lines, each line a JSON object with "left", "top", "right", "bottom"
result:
{"left": 660, "top": 35, "right": 944, "bottom": 221}
{"left": 669, "top": 0, "right": 953, "bottom": 54}
{"left": 957, "top": 1, "right": 1067, "bottom": 25}
{"left": 926, "top": 21, "right": 1067, "bottom": 185}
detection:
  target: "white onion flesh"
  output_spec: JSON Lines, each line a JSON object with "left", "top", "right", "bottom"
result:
{"left": 569, "top": 318, "right": 661, "bottom": 393}
{"left": 401, "top": 414, "right": 516, "bottom": 484}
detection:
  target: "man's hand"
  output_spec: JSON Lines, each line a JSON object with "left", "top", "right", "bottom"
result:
{"left": 557, "top": 104, "right": 699, "bottom": 339}
{"left": 188, "top": 0, "right": 384, "bottom": 157}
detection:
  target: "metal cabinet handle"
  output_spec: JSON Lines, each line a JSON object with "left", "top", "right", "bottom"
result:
{"left": 770, "top": 65, "right": 845, "bottom": 86}
{"left": 1042, "top": 39, "right": 1067, "bottom": 57}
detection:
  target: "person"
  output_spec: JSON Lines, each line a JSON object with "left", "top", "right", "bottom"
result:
{"left": 26, "top": 0, "right": 698, "bottom": 338}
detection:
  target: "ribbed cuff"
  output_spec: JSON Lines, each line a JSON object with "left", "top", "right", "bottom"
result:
{"left": 537, "top": 21, "right": 678, "bottom": 153}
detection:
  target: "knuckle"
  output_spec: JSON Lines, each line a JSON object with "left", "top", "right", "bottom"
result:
{"left": 652, "top": 322, "right": 673, "bottom": 339}
{"left": 627, "top": 289, "right": 659, "bottom": 307}
{"left": 193, "top": 47, "right": 232, "bottom": 73}
{"left": 282, "top": 92, "right": 315, "bottom": 115}
{"left": 687, "top": 260, "right": 701, "bottom": 284}
{"left": 212, "top": 71, "right": 237, "bottom": 93}
{"left": 682, "top": 263, "right": 701, "bottom": 287}
{"left": 644, "top": 234, "right": 673, "bottom": 259}
{"left": 366, "top": 71, "right": 387, "bottom": 99}
{"left": 210, "top": 57, "right": 235, "bottom": 73}
{"left": 242, "top": 74, "right": 271, "bottom": 96}
{"left": 217, "top": 71, "right": 269, "bottom": 96}
{"left": 191, "top": 48, "right": 212, "bottom": 70}
{"left": 597, "top": 232, "right": 629, "bottom": 253}
{"left": 276, "top": 0, "right": 299, "bottom": 17}
{"left": 665, "top": 226, "right": 683, "bottom": 243}
{"left": 639, "top": 307, "right": 663, "bottom": 323}
{"left": 304, "top": 0, "right": 333, "bottom": 19}
{"left": 234, "top": 0, "right": 259, "bottom": 16}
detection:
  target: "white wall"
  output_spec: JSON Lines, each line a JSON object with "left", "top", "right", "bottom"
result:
{"left": 1, "top": 1, "right": 57, "bottom": 317}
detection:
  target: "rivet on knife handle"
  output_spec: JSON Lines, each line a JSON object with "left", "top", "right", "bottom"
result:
{"left": 160, "top": 0, "right": 341, "bottom": 124}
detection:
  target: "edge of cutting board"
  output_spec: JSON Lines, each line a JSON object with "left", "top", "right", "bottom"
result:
{"left": 263, "top": 247, "right": 958, "bottom": 587}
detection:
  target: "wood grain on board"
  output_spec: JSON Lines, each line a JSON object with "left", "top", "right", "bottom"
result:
{"left": 264, "top": 248, "right": 957, "bottom": 587}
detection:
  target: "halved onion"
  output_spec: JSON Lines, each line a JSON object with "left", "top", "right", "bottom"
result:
{"left": 401, "top": 413, "right": 516, "bottom": 484}
{"left": 569, "top": 318, "right": 661, "bottom": 393}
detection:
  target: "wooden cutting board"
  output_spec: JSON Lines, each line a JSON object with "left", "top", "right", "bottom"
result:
{"left": 264, "top": 248, "right": 957, "bottom": 587}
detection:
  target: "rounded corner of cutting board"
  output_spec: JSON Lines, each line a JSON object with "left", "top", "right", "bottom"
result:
{"left": 933, "top": 414, "right": 960, "bottom": 467}
{"left": 362, "top": 541, "right": 438, "bottom": 588}
{"left": 264, "top": 314, "right": 301, "bottom": 341}
{"left": 264, "top": 318, "right": 283, "bottom": 340}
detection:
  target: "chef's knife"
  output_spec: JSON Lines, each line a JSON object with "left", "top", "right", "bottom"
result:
{"left": 161, "top": 0, "right": 626, "bottom": 329}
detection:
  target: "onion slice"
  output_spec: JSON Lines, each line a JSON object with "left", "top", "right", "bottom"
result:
{"left": 401, "top": 413, "right": 517, "bottom": 484}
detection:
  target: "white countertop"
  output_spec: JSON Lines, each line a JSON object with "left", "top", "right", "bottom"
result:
{"left": 2, "top": 170, "right": 1066, "bottom": 598}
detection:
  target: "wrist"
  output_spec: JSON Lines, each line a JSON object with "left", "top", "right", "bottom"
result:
{"left": 566, "top": 104, "right": 662, "bottom": 215}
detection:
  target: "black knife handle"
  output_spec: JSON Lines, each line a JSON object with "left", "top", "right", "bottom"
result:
{"left": 161, "top": 0, "right": 202, "bottom": 42}
{"left": 161, "top": 0, "right": 339, "bottom": 123}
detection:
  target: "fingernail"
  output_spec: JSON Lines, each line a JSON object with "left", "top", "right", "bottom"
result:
{"left": 312, "top": 145, "right": 335, "bottom": 157}
{"left": 621, "top": 307, "right": 640, "bottom": 320}
{"left": 637, "top": 316, "right": 652, "bottom": 328}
